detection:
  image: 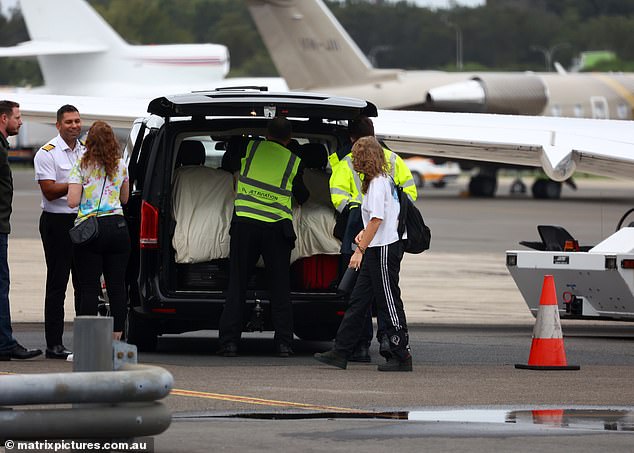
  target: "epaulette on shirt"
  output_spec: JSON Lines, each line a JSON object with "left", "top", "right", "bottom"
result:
{"left": 79, "top": 139, "right": 85, "bottom": 146}
{"left": 42, "top": 144, "right": 55, "bottom": 151}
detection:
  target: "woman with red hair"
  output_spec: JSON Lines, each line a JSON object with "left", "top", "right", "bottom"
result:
{"left": 315, "top": 136, "right": 412, "bottom": 372}
{"left": 68, "top": 121, "right": 129, "bottom": 340}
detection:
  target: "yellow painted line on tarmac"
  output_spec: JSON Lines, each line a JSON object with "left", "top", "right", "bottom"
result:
{"left": 0, "top": 370, "right": 361, "bottom": 413}
{"left": 593, "top": 74, "right": 634, "bottom": 111}
{"left": 171, "top": 388, "right": 363, "bottom": 413}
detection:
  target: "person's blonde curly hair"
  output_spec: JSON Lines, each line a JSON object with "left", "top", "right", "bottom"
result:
{"left": 81, "top": 121, "right": 121, "bottom": 179}
{"left": 352, "top": 136, "right": 387, "bottom": 194}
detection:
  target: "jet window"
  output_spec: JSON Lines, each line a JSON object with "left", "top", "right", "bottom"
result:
{"left": 574, "top": 104, "right": 584, "bottom": 118}
{"left": 617, "top": 103, "right": 630, "bottom": 120}
{"left": 590, "top": 96, "right": 609, "bottom": 119}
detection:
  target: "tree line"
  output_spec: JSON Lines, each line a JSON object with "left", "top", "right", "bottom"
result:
{"left": 1, "top": 0, "right": 633, "bottom": 87}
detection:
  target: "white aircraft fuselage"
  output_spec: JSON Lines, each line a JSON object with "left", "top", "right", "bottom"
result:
{"left": 1, "top": 0, "right": 286, "bottom": 98}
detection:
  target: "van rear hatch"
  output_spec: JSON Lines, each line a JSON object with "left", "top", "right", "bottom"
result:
{"left": 147, "top": 89, "right": 378, "bottom": 120}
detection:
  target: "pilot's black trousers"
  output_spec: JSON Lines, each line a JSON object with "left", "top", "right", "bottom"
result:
{"left": 334, "top": 241, "right": 411, "bottom": 360}
{"left": 219, "top": 220, "right": 294, "bottom": 348}
{"left": 39, "top": 212, "right": 81, "bottom": 348}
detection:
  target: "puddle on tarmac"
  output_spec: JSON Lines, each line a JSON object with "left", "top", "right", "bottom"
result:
{"left": 192, "top": 409, "right": 634, "bottom": 432}
{"left": 409, "top": 409, "right": 634, "bottom": 432}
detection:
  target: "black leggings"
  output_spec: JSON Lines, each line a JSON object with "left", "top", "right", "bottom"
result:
{"left": 73, "top": 215, "right": 130, "bottom": 331}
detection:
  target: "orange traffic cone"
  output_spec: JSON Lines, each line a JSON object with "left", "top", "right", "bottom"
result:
{"left": 515, "top": 275, "right": 580, "bottom": 370}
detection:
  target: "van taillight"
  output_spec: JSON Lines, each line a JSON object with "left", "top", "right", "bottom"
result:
{"left": 140, "top": 201, "right": 159, "bottom": 249}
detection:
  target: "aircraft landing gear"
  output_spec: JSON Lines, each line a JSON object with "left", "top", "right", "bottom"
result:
{"left": 411, "top": 171, "right": 424, "bottom": 189}
{"left": 468, "top": 173, "right": 497, "bottom": 197}
{"left": 510, "top": 178, "right": 527, "bottom": 195}
{"left": 531, "top": 179, "right": 562, "bottom": 199}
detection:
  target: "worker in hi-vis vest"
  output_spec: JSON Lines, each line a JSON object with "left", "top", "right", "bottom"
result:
{"left": 329, "top": 115, "right": 417, "bottom": 363}
{"left": 218, "top": 117, "right": 308, "bottom": 358}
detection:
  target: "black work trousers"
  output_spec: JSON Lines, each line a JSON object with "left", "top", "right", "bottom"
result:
{"left": 219, "top": 220, "right": 294, "bottom": 348}
{"left": 39, "top": 212, "right": 82, "bottom": 348}
{"left": 334, "top": 241, "right": 410, "bottom": 360}
{"left": 72, "top": 215, "right": 130, "bottom": 332}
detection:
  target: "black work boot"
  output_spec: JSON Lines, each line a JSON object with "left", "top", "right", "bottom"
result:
{"left": 349, "top": 345, "right": 371, "bottom": 363}
{"left": 216, "top": 343, "right": 238, "bottom": 357}
{"left": 377, "top": 355, "right": 413, "bottom": 372}
{"left": 314, "top": 349, "right": 347, "bottom": 369}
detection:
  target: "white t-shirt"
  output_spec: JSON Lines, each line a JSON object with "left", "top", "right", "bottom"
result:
{"left": 361, "top": 174, "right": 401, "bottom": 247}
{"left": 33, "top": 134, "right": 86, "bottom": 214}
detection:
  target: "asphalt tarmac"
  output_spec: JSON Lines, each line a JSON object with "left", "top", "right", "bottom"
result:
{"left": 3, "top": 170, "right": 634, "bottom": 452}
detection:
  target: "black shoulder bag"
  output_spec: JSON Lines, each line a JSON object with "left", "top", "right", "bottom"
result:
{"left": 394, "top": 182, "right": 431, "bottom": 254}
{"left": 69, "top": 175, "right": 106, "bottom": 245}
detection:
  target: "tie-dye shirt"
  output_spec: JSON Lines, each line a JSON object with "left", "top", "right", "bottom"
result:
{"left": 68, "top": 157, "right": 128, "bottom": 224}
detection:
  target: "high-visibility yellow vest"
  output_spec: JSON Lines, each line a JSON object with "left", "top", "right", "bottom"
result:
{"left": 235, "top": 140, "right": 300, "bottom": 223}
{"left": 328, "top": 152, "right": 340, "bottom": 168}
{"left": 329, "top": 147, "right": 417, "bottom": 212}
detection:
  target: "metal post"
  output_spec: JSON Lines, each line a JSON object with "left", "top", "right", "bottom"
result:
{"left": 0, "top": 316, "right": 173, "bottom": 441}
{"left": 442, "top": 16, "right": 463, "bottom": 71}
{"left": 73, "top": 316, "right": 113, "bottom": 372}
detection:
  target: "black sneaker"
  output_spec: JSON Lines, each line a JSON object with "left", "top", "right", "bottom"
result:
{"left": 377, "top": 356, "right": 413, "bottom": 372}
{"left": 216, "top": 343, "right": 238, "bottom": 357}
{"left": 314, "top": 349, "right": 347, "bottom": 369}
{"left": 379, "top": 335, "right": 392, "bottom": 360}
{"left": 349, "top": 345, "right": 371, "bottom": 363}
{"left": 276, "top": 343, "right": 293, "bottom": 358}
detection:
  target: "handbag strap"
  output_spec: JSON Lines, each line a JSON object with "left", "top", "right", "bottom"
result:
{"left": 78, "top": 167, "right": 107, "bottom": 221}
{"left": 390, "top": 176, "right": 407, "bottom": 240}
{"left": 94, "top": 173, "right": 107, "bottom": 217}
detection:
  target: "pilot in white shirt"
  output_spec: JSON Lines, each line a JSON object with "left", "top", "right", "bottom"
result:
{"left": 33, "top": 104, "right": 85, "bottom": 360}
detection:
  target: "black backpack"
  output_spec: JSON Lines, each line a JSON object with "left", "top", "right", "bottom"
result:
{"left": 395, "top": 185, "right": 431, "bottom": 254}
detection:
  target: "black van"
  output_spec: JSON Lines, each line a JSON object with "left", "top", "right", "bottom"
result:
{"left": 122, "top": 88, "right": 377, "bottom": 351}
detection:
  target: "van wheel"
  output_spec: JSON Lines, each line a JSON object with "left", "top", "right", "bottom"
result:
{"left": 294, "top": 325, "right": 338, "bottom": 341}
{"left": 125, "top": 308, "right": 158, "bottom": 352}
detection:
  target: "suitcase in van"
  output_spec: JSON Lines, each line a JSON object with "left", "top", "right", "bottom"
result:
{"left": 292, "top": 254, "right": 339, "bottom": 290}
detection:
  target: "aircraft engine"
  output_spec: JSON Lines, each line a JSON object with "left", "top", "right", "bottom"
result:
{"left": 426, "top": 74, "right": 548, "bottom": 115}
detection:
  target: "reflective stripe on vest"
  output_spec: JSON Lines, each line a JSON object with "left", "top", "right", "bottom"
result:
{"left": 387, "top": 150, "right": 396, "bottom": 177}
{"left": 385, "top": 147, "right": 417, "bottom": 201}
{"left": 235, "top": 140, "right": 299, "bottom": 222}
{"left": 329, "top": 155, "right": 362, "bottom": 213}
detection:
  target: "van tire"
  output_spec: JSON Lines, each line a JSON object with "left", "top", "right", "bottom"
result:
{"left": 125, "top": 308, "right": 158, "bottom": 352}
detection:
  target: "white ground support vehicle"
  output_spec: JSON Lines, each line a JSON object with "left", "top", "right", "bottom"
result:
{"left": 506, "top": 225, "right": 634, "bottom": 321}
{"left": 404, "top": 157, "right": 461, "bottom": 189}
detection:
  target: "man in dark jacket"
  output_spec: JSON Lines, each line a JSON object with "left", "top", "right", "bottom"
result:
{"left": 0, "top": 100, "right": 42, "bottom": 360}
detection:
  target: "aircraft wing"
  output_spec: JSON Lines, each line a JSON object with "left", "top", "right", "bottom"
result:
{"left": 374, "top": 109, "right": 634, "bottom": 182}
{"left": 8, "top": 92, "right": 634, "bottom": 181}
{"left": 9, "top": 93, "right": 147, "bottom": 129}
{"left": 0, "top": 41, "right": 107, "bottom": 57}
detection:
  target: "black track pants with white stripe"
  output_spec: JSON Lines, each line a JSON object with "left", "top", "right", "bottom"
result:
{"left": 334, "top": 240, "right": 410, "bottom": 360}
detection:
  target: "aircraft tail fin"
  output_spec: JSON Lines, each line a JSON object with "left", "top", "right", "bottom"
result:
{"left": 19, "top": 0, "right": 126, "bottom": 50}
{"left": 246, "top": 0, "right": 398, "bottom": 90}
{"left": 10, "top": 0, "right": 229, "bottom": 95}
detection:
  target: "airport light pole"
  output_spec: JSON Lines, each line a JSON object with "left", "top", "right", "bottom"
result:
{"left": 442, "top": 17, "right": 463, "bottom": 71}
{"left": 530, "top": 43, "right": 570, "bottom": 72}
